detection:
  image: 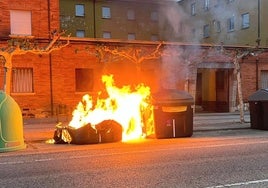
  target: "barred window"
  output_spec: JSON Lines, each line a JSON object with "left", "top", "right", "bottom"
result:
{"left": 12, "top": 68, "right": 33, "bottom": 93}
{"left": 261, "top": 70, "right": 268, "bottom": 89}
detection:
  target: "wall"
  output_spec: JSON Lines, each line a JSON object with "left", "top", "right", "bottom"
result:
{"left": 0, "top": 0, "right": 59, "bottom": 39}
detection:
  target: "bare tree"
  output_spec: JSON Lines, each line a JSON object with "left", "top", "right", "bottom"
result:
{"left": 96, "top": 43, "right": 163, "bottom": 75}
{"left": 220, "top": 45, "right": 264, "bottom": 123}
{"left": 0, "top": 31, "right": 70, "bottom": 95}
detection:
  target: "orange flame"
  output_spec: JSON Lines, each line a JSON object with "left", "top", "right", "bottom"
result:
{"left": 69, "top": 75, "right": 154, "bottom": 142}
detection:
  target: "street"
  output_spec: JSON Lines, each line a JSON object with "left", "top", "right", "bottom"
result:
{"left": 0, "top": 127, "right": 267, "bottom": 188}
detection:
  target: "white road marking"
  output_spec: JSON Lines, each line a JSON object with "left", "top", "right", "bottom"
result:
{"left": 207, "top": 179, "right": 268, "bottom": 187}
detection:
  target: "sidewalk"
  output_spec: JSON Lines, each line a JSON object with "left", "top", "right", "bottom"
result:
{"left": 193, "top": 112, "right": 251, "bottom": 131}
{"left": 23, "top": 112, "right": 251, "bottom": 143}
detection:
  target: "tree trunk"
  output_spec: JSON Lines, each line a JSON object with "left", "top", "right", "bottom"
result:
{"left": 234, "top": 57, "right": 245, "bottom": 123}
{"left": 3, "top": 54, "right": 12, "bottom": 95}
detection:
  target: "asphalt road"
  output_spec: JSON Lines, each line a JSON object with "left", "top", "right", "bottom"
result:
{"left": 0, "top": 128, "right": 267, "bottom": 188}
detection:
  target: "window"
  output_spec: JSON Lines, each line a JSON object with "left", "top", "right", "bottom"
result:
{"left": 151, "top": 34, "right": 158, "bottom": 41}
{"left": 150, "top": 11, "right": 158, "bottom": 21}
{"left": 128, "top": 33, "right": 136, "bottom": 40}
{"left": 75, "top": 4, "right": 85, "bottom": 17}
{"left": 10, "top": 10, "right": 32, "bottom": 35}
{"left": 75, "top": 68, "right": 94, "bottom": 92}
{"left": 192, "top": 28, "right": 196, "bottom": 37}
{"left": 261, "top": 70, "right": 268, "bottom": 89}
{"left": 227, "top": 16, "right": 235, "bottom": 32}
{"left": 191, "top": 3, "right": 196, "bottom": 15}
{"left": 102, "top": 7, "right": 111, "bottom": 19}
{"left": 214, "top": 0, "right": 221, "bottom": 7}
{"left": 127, "top": 9, "right": 135, "bottom": 20}
{"left": 203, "top": 24, "right": 210, "bottom": 38}
{"left": 76, "top": 30, "right": 85, "bottom": 38}
{"left": 103, "top": 31, "right": 111, "bottom": 39}
{"left": 213, "top": 20, "right": 221, "bottom": 32}
{"left": 12, "top": 68, "right": 33, "bottom": 93}
{"left": 204, "top": 0, "right": 210, "bottom": 11}
{"left": 227, "top": 0, "right": 234, "bottom": 3}
{"left": 242, "top": 13, "right": 249, "bottom": 29}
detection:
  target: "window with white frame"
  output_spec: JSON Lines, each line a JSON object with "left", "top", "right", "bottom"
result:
{"left": 204, "top": 0, "right": 210, "bottom": 11}
{"left": 75, "top": 4, "right": 85, "bottom": 17}
{"left": 75, "top": 68, "right": 94, "bottom": 92}
{"left": 150, "top": 11, "right": 158, "bottom": 21}
{"left": 76, "top": 30, "right": 85, "bottom": 38}
{"left": 102, "top": 7, "right": 111, "bottom": 19}
{"left": 203, "top": 24, "right": 210, "bottom": 38}
{"left": 128, "top": 33, "right": 136, "bottom": 40}
{"left": 12, "top": 68, "right": 33, "bottom": 93}
{"left": 242, "top": 13, "right": 249, "bottom": 29}
{"left": 10, "top": 10, "right": 32, "bottom": 36}
{"left": 127, "top": 9, "right": 135, "bottom": 20}
{"left": 227, "top": 16, "right": 235, "bottom": 32}
{"left": 103, "top": 31, "right": 111, "bottom": 38}
{"left": 191, "top": 3, "right": 196, "bottom": 16}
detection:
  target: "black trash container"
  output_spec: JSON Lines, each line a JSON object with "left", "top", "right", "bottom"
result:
{"left": 248, "top": 88, "right": 268, "bottom": 130}
{"left": 152, "top": 89, "right": 194, "bottom": 139}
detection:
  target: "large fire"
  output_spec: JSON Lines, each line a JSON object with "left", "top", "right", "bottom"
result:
{"left": 68, "top": 75, "right": 154, "bottom": 142}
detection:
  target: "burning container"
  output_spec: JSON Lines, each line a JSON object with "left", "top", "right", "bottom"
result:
{"left": 0, "top": 92, "right": 25, "bottom": 152}
{"left": 248, "top": 88, "right": 268, "bottom": 130}
{"left": 152, "top": 89, "right": 194, "bottom": 139}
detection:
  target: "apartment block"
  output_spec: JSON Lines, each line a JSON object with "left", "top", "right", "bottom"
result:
{"left": 178, "top": 0, "right": 268, "bottom": 47}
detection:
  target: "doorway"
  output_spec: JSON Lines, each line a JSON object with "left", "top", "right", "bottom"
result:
{"left": 195, "top": 68, "right": 230, "bottom": 112}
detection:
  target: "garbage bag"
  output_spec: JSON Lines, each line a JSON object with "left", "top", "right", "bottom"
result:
{"left": 67, "top": 123, "right": 99, "bottom": 145}
{"left": 53, "top": 124, "right": 72, "bottom": 144}
{"left": 96, "top": 120, "right": 122, "bottom": 143}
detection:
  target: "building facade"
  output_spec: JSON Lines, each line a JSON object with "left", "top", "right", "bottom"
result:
{"left": 59, "top": 0, "right": 186, "bottom": 41}
{"left": 0, "top": 0, "right": 268, "bottom": 120}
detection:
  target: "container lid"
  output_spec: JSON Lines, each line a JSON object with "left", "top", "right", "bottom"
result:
{"left": 248, "top": 89, "right": 268, "bottom": 101}
{"left": 152, "top": 89, "right": 194, "bottom": 104}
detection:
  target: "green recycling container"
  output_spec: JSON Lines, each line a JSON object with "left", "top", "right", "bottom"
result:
{"left": 0, "top": 92, "right": 25, "bottom": 152}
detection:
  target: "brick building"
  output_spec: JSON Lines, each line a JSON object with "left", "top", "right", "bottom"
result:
{"left": 0, "top": 0, "right": 268, "bottom": 120}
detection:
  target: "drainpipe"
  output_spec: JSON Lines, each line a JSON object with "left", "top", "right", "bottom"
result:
{"left": 256, "top": 0, "right": 260, "bottom": 90}
{"left": 258, "top": 0, "right": 260, "bottom": 40}
{"left": 256, "top": 57, "right": 259, "bottom": 90}
{"left": 47, "top": 0, "right": 54, "bottom": 116}
{"left": 93, "top": 0, "right": 96, "bottom": 38}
